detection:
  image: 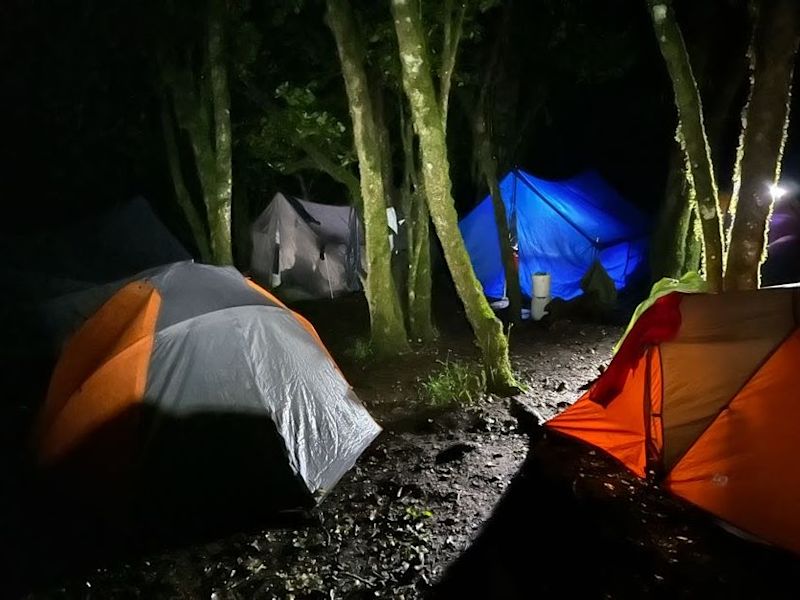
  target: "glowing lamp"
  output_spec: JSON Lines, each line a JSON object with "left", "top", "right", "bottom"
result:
{"left": 769, "top": 183, "right": 787, "bottom": 201}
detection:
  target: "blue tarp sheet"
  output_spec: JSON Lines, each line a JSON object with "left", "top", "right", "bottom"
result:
{"left": 459, "top": 170, "right": 648, "bottom": 301}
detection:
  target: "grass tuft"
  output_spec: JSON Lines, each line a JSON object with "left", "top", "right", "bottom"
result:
{"left": 344, "top": 337, "right": 374, "bottom": 363}
{"left": 419, "top": 359, "right": 486, "bottom": 409}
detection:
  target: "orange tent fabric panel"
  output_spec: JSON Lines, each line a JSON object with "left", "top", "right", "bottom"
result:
{"left": 659, "top": 290, "right": 795, "bottom": 469}
{"left": 35, "top": 282, "right": 161, "bottom": 469}
{"left": 547, "top": 348, "right": 662, "bottom": 477}
{"left": 666, "top": 329, "right": 800, "bottom": 553}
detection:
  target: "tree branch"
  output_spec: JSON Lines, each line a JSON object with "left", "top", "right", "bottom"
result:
{"left": 297, "top": 139, "right": 362, "bottom": 204}
{"left": 439, "top": 0, "right": 466, "bottom": 129}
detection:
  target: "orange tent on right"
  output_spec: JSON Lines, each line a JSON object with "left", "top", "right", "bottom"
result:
{"left": 547, "top": 286, "right": 800, "bottom": 554}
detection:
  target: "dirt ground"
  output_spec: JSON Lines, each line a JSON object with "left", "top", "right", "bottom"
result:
{"left": 7, "top": 294, "right": 800, "bottom": 599}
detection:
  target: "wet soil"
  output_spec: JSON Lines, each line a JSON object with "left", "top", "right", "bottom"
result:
{"left": 6, "top": 295, "right": 800, "bottom": 599}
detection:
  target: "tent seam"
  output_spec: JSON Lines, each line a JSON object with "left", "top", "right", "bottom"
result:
{"left": 154, "top": 304, "right": 285, "bottom": 336}
{"left": 514, "top": 169, "right": 596, "bottom": 245}
{"left": 668, "top": 314, "right": 800, "bottom": 472}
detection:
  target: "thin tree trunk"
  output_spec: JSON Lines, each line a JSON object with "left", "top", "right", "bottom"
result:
{"left": 232, "top": 174, "right": 250, "bottom": 269}
{"left": 158, "top": 0, "right": 233, "bottom": 266}
{"left": 371, "top": 83, "right": 395, "bottom": 211}
{"left": 652, "top": 6, "right": 749, "bottom": 282}
{"left": 473, "top": 108, "right": 521, "bottom": 325}
{"left": 326, "top": 0, "right": 409, "bottom": 356}
{"left": 392, "top": 0, "right": 518, "bottom": 394}
{"left": 161, "top": 98, "right": 212, "bottom": 262}
{"left": 206, "top": 0, "right": 233, "bottom": 265}
{"left": 470, "top": 0, "right": 520, "bottom": 324}
{"left": 371, "top": 84, "right": 405, "bottom": 300}
{"left": 683, "top": 205, "right": 703, "bottom": 274}
{"left": 408, "top": 190, "right": 435, "bottom": 341}
{"left": 725, "top": 0, "right": 800, "bottom": 290}
{"left": 439, "top": 0, "right": 466, "bottom": 130}
{"left": 652, "top": 141, "right": 690, "bottom": 279}
{"left": 647, "top": 0, "right": 724, "bottom": 292}
{"left": 400, "top": 109, "right": 436, "bottom": 342}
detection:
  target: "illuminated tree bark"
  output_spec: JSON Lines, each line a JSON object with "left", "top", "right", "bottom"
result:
{"left": 392, "top": 0, "right": 518, "bottom": 394}
{"left": 326, "top": 0, "right": 409, "bottom": 356}
{"left": 646, "top": 0, "right": 724, "bottom": 291}
{"left": 725, "top": 0, "right": 800, "bottom": 290}
{"left": 160, "top": 0, "right": 233, "bottom": 265}
{"left": 400, "top": 109, "right": 436, "bottom": 342}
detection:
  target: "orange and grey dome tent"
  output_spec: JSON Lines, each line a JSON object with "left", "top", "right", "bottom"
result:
{"left": 547, "top": 286, "right": 800, "bottom": 554}
{"left": 33, "top": 261, "right": 380, "bottom": 517}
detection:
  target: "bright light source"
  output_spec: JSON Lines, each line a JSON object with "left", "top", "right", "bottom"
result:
{"left": 769, "top": 183, "right": 787, "bottom": 201}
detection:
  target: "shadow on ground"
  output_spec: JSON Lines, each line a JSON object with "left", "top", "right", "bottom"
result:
{"left": 430, "top": 430, "right": 800, "bottom": 599}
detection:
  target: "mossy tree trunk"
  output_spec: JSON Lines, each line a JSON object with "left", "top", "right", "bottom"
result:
{"left": 652, "top": 143, "right": 692, "bottom": 279}
{"left": 439, "top": 0, "right": 466, "bottom": 131}
{"left": 392, "top": 0, "right": 518, "bottom": 394}
{"left": 725, "top": 0, "right": 800, "bottom": 290}
{"left": 647, "top": 0, "right": 724, "bottom": 291}
{"left": 651, "top": 8, "right": 749, "bottom": 281}
{"left": 371, "top": 83, "right": 406, "bottom": 301}
{"left": 159, "top": 0, "right": 233, "bottom": 266}
{"left": 400, "top": 107, "right": 436, "bottom": 342}
{"left": 683, "top": 205, "right": 703, "bottom": 273}
{"left": 326, "top": 0, "right": 409, "bottom": 356}
{"left": 467, "top": 1, "right": 521, "bottom": 325}
{"left": 206, "top": 0, "right": 233, "bottom": 265}
{"left": 473, "top": 108, "right": 521, "bottom": 325}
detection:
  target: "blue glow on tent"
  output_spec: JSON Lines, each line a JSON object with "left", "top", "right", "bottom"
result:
{"left": 459, "top": 170, "right": 649, "bottom": 301}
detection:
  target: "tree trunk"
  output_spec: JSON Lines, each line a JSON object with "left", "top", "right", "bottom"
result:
{"left": 371, "top": 83, "right": 405, "bottom": 300}
{"left": 725, "top": 0, "right": 800, "bottom": 290}
{"left": 232, "top": 176, "right": 250, "bottom": 269}
{"left": 473, "top": 108, "right": 521, "bottom": 325}
{"left": 647, "top": 0, "right": 724, "bottom": 292}
{"left": 392, "top": 0, "right": 518, "bottom": 394}
{"left": 160, "top": 98, "right": 212, "bottom": 262}
{"left": 400, "top": 108, "right": 436, "bottom": 342}
{"left": 651, "top": 142, "right": 690, "bottom": 279}
{"left": 652, "top": 4, "right": 750, "bottom": 282}
{"left": 683, "top": 205, "right": 703, "bottom": 273}
{"left": 407, "top": 189, "right": 436, "bottom": 342}
{"left": 326, "top": 0, "right": 409, "bottom": 356}
{"left": 206, "top": 0, "right": 233, "bottom": 265}
{"left": 158, "top": 0, "right": 233, "bottom": 266}
{"left": 439, "top": 0, "right": 466, "bottom": 131}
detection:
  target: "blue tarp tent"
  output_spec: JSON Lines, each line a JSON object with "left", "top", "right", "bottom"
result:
{"left": 459, "top": 170, "right": 648, "bottom": 301}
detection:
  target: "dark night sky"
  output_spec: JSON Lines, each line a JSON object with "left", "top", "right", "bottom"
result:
{"left": 1, "top": 0, "right": 798, "bottom": 243}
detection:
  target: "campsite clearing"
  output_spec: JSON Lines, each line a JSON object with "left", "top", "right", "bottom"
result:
{"left": 11, "top": 297, "right": 800, "bottom": 599}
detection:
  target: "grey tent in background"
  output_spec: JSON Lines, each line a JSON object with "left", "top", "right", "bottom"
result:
{"left": 0, "top": 196, "right": 190, "bottom": 303}
{"left": 0, "top": 196, "right": 191, "bottom": 374}
{"left": 250, "top": 193, "right": 364, "bottom": 301}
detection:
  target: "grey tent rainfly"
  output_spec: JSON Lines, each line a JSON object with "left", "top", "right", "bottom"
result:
{"left": 250, "top": 193, "right": 365, "bottom": 301}
{"left": 34, "top": 261, "right": 382, "bottom": 521}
